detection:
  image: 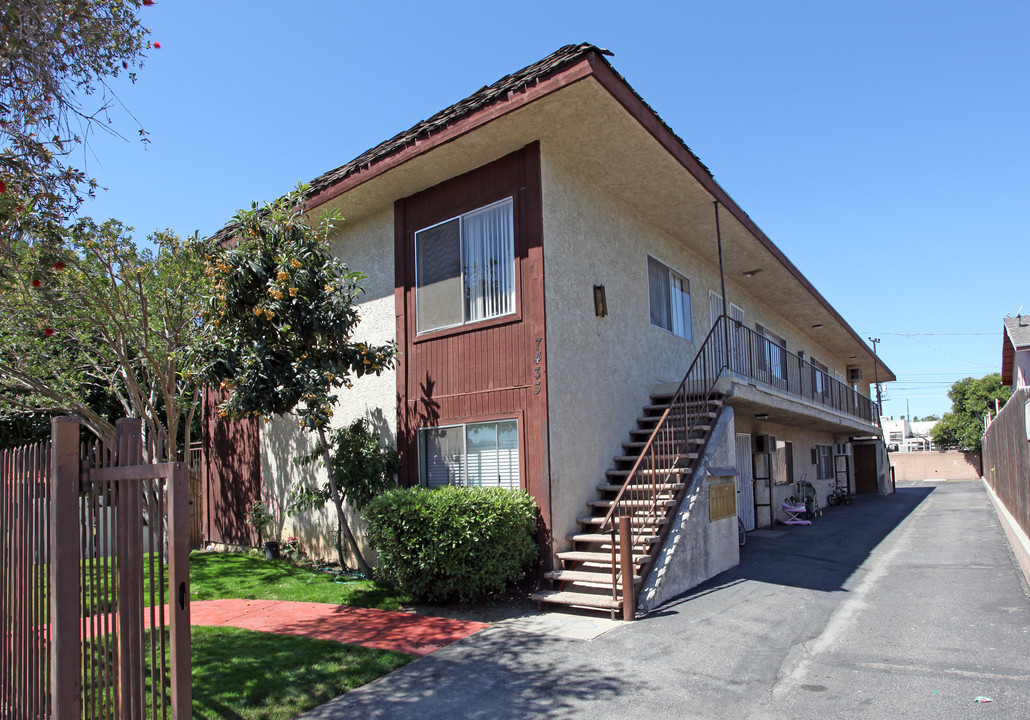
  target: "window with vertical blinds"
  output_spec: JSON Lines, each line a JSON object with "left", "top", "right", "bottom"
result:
{"left": 419, "top": 420, "right": 520, "bottom": 489}
{"left": 415, "top": 197, "right": 515, "bottom": 334}
{"left": 647, "top": 255, "right": 691, "bottom": 340}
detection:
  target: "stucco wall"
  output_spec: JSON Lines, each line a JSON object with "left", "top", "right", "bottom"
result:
{"left": 733, "top": 417, "right": 848, "bottom": 526}
{"left": 637, "top": 407, "right": 739, "bottom": 612}
{"left": 540, "top": 145, "right": 867, "bottom": 544}
{"left": 259, "top": 207, "right": 398, "bottom": 563}
{"left": 540, "top": 149, "right": 719, "bottom": 549}
{"left": 890, "top": 450, "right": 982, "bottom": 483}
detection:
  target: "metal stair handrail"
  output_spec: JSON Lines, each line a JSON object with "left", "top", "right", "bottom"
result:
{"left": 601, "top": 316, "right": 731, "bottom": 616}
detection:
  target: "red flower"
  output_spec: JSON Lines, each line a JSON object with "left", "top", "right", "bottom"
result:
{"left": 153, "top": 42, "right": 161, "bottom": 49}
{"left": 31, "top": 278, "right": 42, "bottom": 288}
{"left": 143, "top": 0, "right": 155, "bottom": 5}
{"left": 123, "top": 61, "right": 129, "bottom": 69}
{"left": 44, "top": 328, "right": 55, "bottom": 337}
{"left": 53, "top": 261, "right": 66, "bottom": 270}
{"left": 0, "top": 180, "right": 5, "bottom": 193}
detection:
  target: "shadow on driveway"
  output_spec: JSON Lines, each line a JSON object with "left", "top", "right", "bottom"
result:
{"left": 298, "top": 626, "right": 626, "bottom": 719}
{"left": 654, "top": 486, "right": 935, "bottom": 614}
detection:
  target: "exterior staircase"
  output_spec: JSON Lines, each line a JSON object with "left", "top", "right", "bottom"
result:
{"left": 531, "top": 390, "right": 725, "bottom": 617}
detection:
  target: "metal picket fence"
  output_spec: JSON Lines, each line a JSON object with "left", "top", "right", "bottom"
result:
{"left": 1, "top": 417, "right": 191, "bottom": 719}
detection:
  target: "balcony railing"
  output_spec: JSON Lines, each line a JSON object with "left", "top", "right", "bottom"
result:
{"left": 714, "top": 317, "right": 879, "bottom": 424}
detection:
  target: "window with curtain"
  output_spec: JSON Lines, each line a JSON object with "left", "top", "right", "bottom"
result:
{"left": 419, "top": 420, "right": 520, "bottom": 489}
{"left": 647, "top": 255, "right": 691, "bottom": 340}
{"left": 415, "top": 197, "right": 515, "bottom": 334}
{"left": 816, "top": 444, "right": 834, "bottom": 480}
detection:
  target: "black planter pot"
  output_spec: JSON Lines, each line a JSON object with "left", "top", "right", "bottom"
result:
{"left": 264, "top": 541, "right": 280, "bottom": 560}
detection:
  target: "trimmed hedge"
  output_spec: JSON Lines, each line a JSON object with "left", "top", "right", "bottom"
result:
{"left": 363, "top": 486, "right": 538, "bottom": 603}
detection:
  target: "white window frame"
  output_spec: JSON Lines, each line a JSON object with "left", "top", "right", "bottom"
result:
{"left": 418, "top": 419, "right": 520, "bottom": 489}
{"left": 647, "top": 255, "right": 692, "bottom": 340}
{"left": 816, "top": 444, "right": 834, "bottom": 480}
{"left": 414, "top": 197, "right": 515, "bottom": 334}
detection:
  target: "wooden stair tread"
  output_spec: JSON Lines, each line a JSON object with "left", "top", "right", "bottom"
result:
{"left": 587, "top": 498, "right": 676, "bottom": 508}
{"left": 544, "top": 569, "right": 643, "bottom": 585}
{"left": 613, "top": 453, "right": 698, "bottom": 463}
{"left": 556, "top": 550, "right": 648, "bottom": 565}
{"left": 624, "top": 438, "right": 704, "bottom": 447}
{"left": 595, "top": 482, "right": 684, "bottom": 493}
{"left": 606, "top": 468, "right": 691, "bottom": 479}
{"left": 567, "top": 532, "right": 660, "bottom": 544}
{"left": 531, "top": 590, "right": 622, "bottom": 610}
{"left": 576, "top": 515, "right": 667, "bottom": 527}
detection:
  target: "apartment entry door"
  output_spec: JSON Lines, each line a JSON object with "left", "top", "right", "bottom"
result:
{"left": 854, "top": 443, "right": 878, "bottom": 494}
{"left": 735, "top": 433, "right": 755, "bottom": 531}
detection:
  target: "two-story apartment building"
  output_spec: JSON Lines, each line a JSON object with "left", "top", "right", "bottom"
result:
{"left": 203, "top": 44, "right": 895, "bottom": 615}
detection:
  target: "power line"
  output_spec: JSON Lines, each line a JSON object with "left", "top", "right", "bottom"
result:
{"left": 868, "top": 332, "right": 997, "bottom": 336}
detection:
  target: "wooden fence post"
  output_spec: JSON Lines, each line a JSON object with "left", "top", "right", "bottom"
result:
{"left": 618, "top": 515, "right": 635, "bottom": 622}
{"left": 167, "top": 461, "right": 192, "bottom": 718}
{"left": 50, "top": 417, "right": 80, "bottom": 719}
{"left": 116, "top": 418, "right": 144, "bottom": 720}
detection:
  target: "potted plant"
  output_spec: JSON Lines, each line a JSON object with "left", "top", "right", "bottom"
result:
{"left": 245, "top": 500, "right": 279, "bottom": 559}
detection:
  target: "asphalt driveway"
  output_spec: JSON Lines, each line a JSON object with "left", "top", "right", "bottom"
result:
{"left": 300, "top": 480, "right": 1030, "bottom": 719}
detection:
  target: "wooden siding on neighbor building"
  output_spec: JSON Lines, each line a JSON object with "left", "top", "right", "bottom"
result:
{"left": 202, "top": 388, "right": 261, "bottom": 546}
{"left": 394, "top": 143, "right": 552, "bottom": 548}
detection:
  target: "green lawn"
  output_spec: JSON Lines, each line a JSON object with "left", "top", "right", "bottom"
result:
{"left": 191, "top": 626, "right": 412, "bottom": 720}
{"left": 187, "top": 551, "right": 415, "bottom": 716}
{"left": 189, "top": 550, "right": 411, "bottom": 610}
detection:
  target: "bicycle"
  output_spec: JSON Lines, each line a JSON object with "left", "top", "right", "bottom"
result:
{"left": 737, "top": 516, "right": 746, "bottom": 547}
{"left": 826, "top": 479, "right": 852, "bottom": 506}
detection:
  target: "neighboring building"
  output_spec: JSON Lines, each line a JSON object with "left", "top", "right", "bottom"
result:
{"left": 881, "top": 416, "right": 936, "bottom": 452}
{"left": 1002, "top": 315, "right": 1030, "bottom": 390}
{"left": 983, "top": 313, "right": 1030, "bottom": 571}
{"left": 203, "top": 44, "right": 894, "bottom": 615}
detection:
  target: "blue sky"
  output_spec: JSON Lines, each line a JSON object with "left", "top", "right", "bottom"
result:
{"left": 79, "top": 0, "right": 1029, "bottom": 420}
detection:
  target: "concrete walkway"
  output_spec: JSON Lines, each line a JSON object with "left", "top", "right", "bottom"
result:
{"left": 190, "top": 599, "right": 488, "bottom": 657}
{"left": 298, "top": 480, "right": 1030, "bottom": 720}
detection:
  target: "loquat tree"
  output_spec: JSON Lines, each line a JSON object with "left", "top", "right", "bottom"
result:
{"left": 196, "top": 185, "right": 396, "bottom": 575}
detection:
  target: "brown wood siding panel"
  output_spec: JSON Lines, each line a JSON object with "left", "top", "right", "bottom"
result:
{"left": 202, "top": 388, "right": 261, "bottom": 546}
{"left": 395, "top": 144, "right": 551, "bottom": 560}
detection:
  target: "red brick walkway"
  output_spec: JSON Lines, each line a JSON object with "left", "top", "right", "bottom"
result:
{"left": 190, "top": 599, "right": 488, "bottom": 657}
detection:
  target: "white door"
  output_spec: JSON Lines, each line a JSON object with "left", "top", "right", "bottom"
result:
{"left": 710, "top": 292, "right": 745, "bottom": 373}
{"left": 735, "top": 433, "right": 755, "bottom": 530}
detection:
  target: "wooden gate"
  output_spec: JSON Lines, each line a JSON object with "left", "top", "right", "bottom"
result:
{"left": 1, "top": 417, "right": 191, "bottom": 719}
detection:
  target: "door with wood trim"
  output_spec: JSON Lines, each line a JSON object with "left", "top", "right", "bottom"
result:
{"left": 735, "top": 433, "right": 755, "bottom": 530}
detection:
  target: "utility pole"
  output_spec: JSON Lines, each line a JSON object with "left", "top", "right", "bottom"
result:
{"left": 868, "top": 337, "right": 883, "bottom": 416}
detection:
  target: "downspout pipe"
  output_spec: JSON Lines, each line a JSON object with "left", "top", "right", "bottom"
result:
{"left": 715, "top": 201, "right": 730, "bottom": 371}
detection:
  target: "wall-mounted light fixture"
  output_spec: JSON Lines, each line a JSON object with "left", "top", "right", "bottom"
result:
{"left": 593, "top": 284, "right": 608, "bottom": 317}
{"left": 742, "top": 269, "right": 762, "bottom": 278}
{"left": 811, "top": 324, "right": 823, "bottom": 330}
{"left": 755, "top": 413, "right": 769, "bottom": 421}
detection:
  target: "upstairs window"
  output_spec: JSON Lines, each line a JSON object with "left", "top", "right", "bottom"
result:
{"left": 415, "top": 197, "right": 515, "bottom": 334}
{"left": 648, "top": 255, "right": 692, "bottom": 340}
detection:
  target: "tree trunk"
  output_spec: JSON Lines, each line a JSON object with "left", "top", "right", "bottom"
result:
{"left": 317, "top": 426, "right": 372, "bottom": 576}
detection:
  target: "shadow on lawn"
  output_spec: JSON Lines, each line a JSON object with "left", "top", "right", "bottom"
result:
{"left": 191, "top": 626, "right": 412, "bottom": 720}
